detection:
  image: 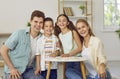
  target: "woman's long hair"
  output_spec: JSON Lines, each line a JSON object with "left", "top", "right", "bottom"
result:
{"left": 76, "top": 19, "right": 95, "bottom": 43}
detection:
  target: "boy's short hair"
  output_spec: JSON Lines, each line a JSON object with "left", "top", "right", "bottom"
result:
{"left": 43, "top": 17, "right": 54, "bottom": 29}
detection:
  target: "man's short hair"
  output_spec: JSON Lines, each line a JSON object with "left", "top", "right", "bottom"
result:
{"left": 31, "top": 10, "right": 45, "bottom": 20}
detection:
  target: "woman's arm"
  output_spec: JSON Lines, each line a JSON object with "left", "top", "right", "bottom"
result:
{"left": 96, "top": 38, "right": 107, "bottom": 78}
{"left": 97, "top": 39, "right": 107, "bottom": 66}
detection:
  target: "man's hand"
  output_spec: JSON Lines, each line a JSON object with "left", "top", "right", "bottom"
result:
{"left": 10, "top": 68, "right": 21, "bottom": 79}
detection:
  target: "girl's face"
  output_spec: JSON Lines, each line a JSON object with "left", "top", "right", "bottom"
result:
{"left": 57, "top": 16, "right": 69, "bottom": 30}
{"left": 76, "top": 22, "right": 89, "bottom": 38}
{"left": 44, "top": 21, "right": 53, "bottom": 36}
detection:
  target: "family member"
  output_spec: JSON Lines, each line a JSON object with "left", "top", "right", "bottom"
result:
{"left": 0, "top": 10, "right": 45, "bottom": 79}
{"left": 35, "top": 17, "right": 61, "bottom": 79}
{"left": 76, "top": 19, "right": 112, "bottom": 79}
{"left": 55, "top": 14, "right": 82, "bottom": 79}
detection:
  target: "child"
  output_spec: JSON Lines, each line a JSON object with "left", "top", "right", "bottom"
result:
{"left": 76, "top": 19, "right": 111, "bottom": 79}
{"left": 35, "top": 17, "right": 61, "bottom": 79}
{"left": 54, "top": 14, "right": 82, "bottom": 79}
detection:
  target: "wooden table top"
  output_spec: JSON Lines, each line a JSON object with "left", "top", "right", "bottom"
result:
{"left": 45, "top": 56, "right": 87, "bottom": 62}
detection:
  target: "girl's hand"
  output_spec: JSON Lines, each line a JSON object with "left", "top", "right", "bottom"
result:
{"left": 34, "top": 68, "right": 41, "bottom": 76}
{"left": 98, "top": 63, "right": 106, "bottom": 79}
{"left": 61, "top": 54, "right": 70, "bottom": 57}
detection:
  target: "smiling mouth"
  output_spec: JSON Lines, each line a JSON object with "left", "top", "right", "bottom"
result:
{"left": 80, "top": 31, "right": 86, "bottom": 35}
{"left": 60, "top": 25, "right": 65, "bottom": 28}
{"left": 36, "top": 26, "right": 41, "bottom": 29}
{"left": 46, "top": 30, "right": 52, "bottom": 32}
{"left": 36, "top": 28, "right": 40, "bottom": 30}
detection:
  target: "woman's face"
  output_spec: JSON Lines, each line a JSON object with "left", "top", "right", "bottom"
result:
{"left": 76, "top": 22, "right": 89, "bottom": 38}
{"left": 57, "top": 16, "right": 69, "bottom": 30}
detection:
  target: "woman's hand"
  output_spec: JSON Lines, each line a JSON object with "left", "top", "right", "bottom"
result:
{"left": 98, "top": 63, "right": 106, "bottom": 79}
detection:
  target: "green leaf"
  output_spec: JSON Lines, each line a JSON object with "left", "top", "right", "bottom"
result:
{"left": 27, "top": 22, "right": 31, "bottom": 27}
{"left": 79, "top": 5, "right": 85, "bottom": 10}
{"left": 115, "top": 29, "right": 120, "bottom": 39}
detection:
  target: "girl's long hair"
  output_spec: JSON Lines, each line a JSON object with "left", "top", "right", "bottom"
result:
{"left": 54, "top": 14, "right": 77, "bottom": 36}
{"left": 54, "top": 14, "right": 82, "bottom": 52}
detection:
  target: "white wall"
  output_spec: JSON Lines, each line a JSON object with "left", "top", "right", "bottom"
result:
{"left": 0, "top": 0, "right": 58, "bottom": 46}
{"left": 93, "top": 0, "right": 120, "bottom": 61}
{"left": 0, "top": 0, "right": 120, "bottom": 61}
{"left": 0, "top": 0, "right": 58, "bottom": 33}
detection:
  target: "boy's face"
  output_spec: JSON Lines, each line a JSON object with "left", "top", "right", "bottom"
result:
{"left": 44, "top": 21, "right": 54, "bottom": 36}
{"left": 30, "top": 16, "right": 44, "bottom": 33}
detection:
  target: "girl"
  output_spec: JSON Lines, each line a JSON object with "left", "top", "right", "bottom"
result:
{"left": 35, "top": 17, "right": 61, "bottom": 79}
{"left": 54, "top": 14, "right": 82, "bottom": 79}
{"left": 76, "top": 19, "right": 111, "bottom": 79}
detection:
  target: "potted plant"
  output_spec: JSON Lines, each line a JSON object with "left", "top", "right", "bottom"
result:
{"left": 115, "top": 29, "right": 120, "bottom": 39}
{"left": 79, "top": 5, "right": 86, "bottom": 15}
{"left": 27, "top": 22, "right": 31, "bottom": 27}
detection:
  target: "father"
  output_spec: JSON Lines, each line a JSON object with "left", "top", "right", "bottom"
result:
{"left": 0, "top": 10, "right": 45, "bottom": 79}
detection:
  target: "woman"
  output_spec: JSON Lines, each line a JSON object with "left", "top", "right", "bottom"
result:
{"left": 76, "top": 19, "right": 112, "bottom": 79}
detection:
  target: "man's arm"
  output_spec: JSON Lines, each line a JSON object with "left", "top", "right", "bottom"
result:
{"left": 1, "top": 45, "right": 14, "bottom": 70}
{"left": 0, "top": 45, "right": 21, "bottom": 79}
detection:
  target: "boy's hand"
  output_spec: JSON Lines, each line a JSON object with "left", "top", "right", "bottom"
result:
{"left": 49, "top": 53, "right": 57, "bottom": 57}
{"left": 34, "top": 68, "right": 41, "bottom": 76}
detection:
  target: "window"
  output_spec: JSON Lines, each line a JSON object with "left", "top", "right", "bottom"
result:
{"left": 104, "top": 0, "right": 120, "bottom": 30}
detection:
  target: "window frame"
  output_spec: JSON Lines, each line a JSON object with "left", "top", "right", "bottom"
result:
{"left": 103, "top": 0, "right": 120, "bottom": 31}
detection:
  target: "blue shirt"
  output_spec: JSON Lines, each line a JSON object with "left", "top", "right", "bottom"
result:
{"left": 4, "top": 28, "right": 41, "bottom": 73}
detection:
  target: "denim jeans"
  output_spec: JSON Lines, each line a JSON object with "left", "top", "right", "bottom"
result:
{"left": 66, "top": 63, "right": 112, "bottom": 79}
{"left": 5, "top": 67, "right": 43, "bottom": 79}
{"left": 87, "top": 70, "right": 112, "bottom": 79}
{"left": 65, "top": 62, "right": 82, "bottom": 79}
{"left": 41, "top": 69, "right": 57, "bottom": 79}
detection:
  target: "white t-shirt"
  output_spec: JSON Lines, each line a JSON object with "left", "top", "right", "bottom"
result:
{"left": 59, "top": 31, "right": 80, "bottom": 56}
{"left": 81, "top": 45, "right": 97, "bottom": 78}
{"left": 36, "top": 34, "right": 60, "bottom": 71}
{"left": 27, "top": 35, "right": 39, "bottom": 67}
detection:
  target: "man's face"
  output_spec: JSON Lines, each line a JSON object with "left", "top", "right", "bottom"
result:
{"left": 30, "top": 16, "right": 44, "bottom": 33}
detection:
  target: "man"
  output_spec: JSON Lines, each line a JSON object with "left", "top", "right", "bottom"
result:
{"left": 0, "top": 10, "right": 45, "bottom": 79}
